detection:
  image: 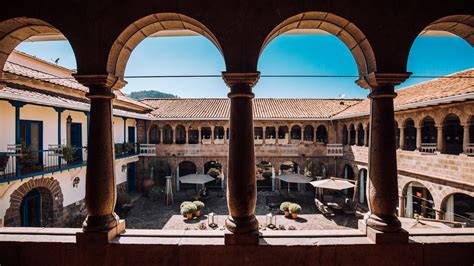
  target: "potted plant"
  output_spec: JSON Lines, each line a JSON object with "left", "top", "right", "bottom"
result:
{"left": 180, "top": 202, "right": 197, "bottom": 219}
{"left": 289, "top": 203, "right": 302, "bottom": 219}
{"left": 61, "top": 145, "right": 75, "bottom": 163}
{"left": 193, "top": 201, "right": 205, "bottom": 216}
{"left": 280, "top": 202, "right": 291, "bottom": 217}
{"left": 114, "top": 143, "right": 123, "bottom": 156}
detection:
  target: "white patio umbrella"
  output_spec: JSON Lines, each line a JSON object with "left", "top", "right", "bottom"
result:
{"left": 179, "top": 174, "right": 215, "bottom": 184}
{"left": 310, "top": 177, "right": 356, "bottom": 190}
{"left": 276, "top": 173, "right": 313, "bottom": 193}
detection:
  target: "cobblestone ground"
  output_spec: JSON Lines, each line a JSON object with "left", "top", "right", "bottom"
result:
{"left": 125, "top": 192, "right": 360, "bottom": 230}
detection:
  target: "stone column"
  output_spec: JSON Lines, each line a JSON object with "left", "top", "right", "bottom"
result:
{"left": 462, "top": 122, "right": 470, "bottom": 153}
{"left": 437, "top": 125, "right": 444, "bottom": 153}
{"left": 74, "top": 74, "right": 126, "bottom": 240}
{"left": 198, "top": 126, "right": 202, "bottom": 144}
{"left": 416, "top": 126, "right": 422, "bottom": 151}
{"left": 211, "top": 125, "right": 215, "bottom": 144}
{"left": 364, "top": 127, "right": 369, "bottom": 147}
{"left": 358, "top": 72, "right": 410, "bottom": 238}
{"left": 399, "top": 126, "right": 405, "bottom": 150}
{"left": 398, "top": 195, "right": 405, "bottom": 217}
{"left": 355, "top": 127, "right": 360, "bottom": 146}
{"left": 262, "top": 126, "right": 266, "bottom": 144}
{"left": 222, "top": 72, "right": 259, "bottom": 244}
{"left": 185, "top": 127, "right": 188, "bottom": 144}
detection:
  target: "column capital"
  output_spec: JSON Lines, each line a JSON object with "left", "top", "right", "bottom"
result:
{"left": 53, "top": 107, "right": 66, "bottom": 113}
{"left": 222, "top": 72, "right": 259, "bottom": 99}
{"left": 357, "top": 72, "right": 412, "bottom": 89}
{"left": 73, "top": 73, "right": 127, "bottom": 99}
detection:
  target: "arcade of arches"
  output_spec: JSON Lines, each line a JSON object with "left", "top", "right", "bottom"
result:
{"left": 1, "top": 2, "right": 474, "bottom": 264}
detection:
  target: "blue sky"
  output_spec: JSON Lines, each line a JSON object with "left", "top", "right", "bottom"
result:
{"left": 15, "top": 35, "right": 474, "bottom": 99}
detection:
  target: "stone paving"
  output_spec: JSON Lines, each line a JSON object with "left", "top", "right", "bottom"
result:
{"left": 125, "top": 192, "right": 360, "bottom": 230}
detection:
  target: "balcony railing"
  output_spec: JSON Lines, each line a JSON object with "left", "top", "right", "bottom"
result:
{"left": 139, "top": 144, "right": 156, "bottom": 156}
{"left": 326, "top": 144, "right": 343, "bottom": 156}
{"left": 466, "top": 144, "right": 474, "bottom": 156}
{"left": 0, "top": 146, "right": 87, "bottom": 183}
{"left": 420, "top": 143, "right": 437, "bottom": 154}
{"left": 115, "top": 143, "right": 140, "bottom": 159}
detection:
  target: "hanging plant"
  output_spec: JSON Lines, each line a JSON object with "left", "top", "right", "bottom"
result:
{"left": 62, "top": 146, "right": 75, "bottom": 163}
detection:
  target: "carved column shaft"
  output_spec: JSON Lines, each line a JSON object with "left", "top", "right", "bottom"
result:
{"left": 399, "top": 126, "right": 405, "bottom": 150}
{"left": 360, "top": 72, "right": 410, "bottom": 233}
{"left": 74, "top": 74, "right": 127, "bottom": 232}
{"left": 416, "top": 126, "right": 422, "bottom": 151}
{"left": 222, "top": 72, "right": 259, "bottom": 236}
{"left": 437, "top": 125, "right": 444, "bottom": 152}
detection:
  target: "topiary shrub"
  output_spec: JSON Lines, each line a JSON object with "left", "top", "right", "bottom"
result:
{"left": 280, "top": 202, "right": 291, "bottom": 212}
{"left": 289, "top": 203, "right": 302, "bottom": 214}
{"left": 180, "top": 201, "right": 193, "bottom": 209}
{"left": 193, "top": 201, "right": 205, "bottom": 211}
{"left": 180, "top": 202, "right": 197, "bottom": 216}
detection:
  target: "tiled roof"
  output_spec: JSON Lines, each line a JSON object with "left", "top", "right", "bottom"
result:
{"left": 142, "top": 98, "right": 361, "bottom": 119}
{"left": 335, "top": 68, "right": 474, "bottom": 118}
{"left": 0, "top": 86, "right": 151, "bottom": 120}
{"left": 4, "top": 61, "right": 88, "bottom": 91}
{"left": 4, "top": 60, "right": 151, "bottom": 110}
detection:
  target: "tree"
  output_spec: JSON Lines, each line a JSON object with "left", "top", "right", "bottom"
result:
{"left": 128, "top": 90, "right": 178, "bottom": 100}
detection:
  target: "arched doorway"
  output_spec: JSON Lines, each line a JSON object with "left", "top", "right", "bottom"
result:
{"left": 149, "top": 125, "right": 160, "bottom": 144}
{"left": 188, "top": 127, "right": 199, "bottom": 144}
{"left": 303, "top": 125, "right": 314, "bottom": 142}
{"left": 316, "top": 125, "right": 328, "bottom": 144}
{"left": 404, "top": 119, "right": 417, "bottom": 151}
{"left": 256, "top": 161, "right": 274, "bottom": 191}
{"left": 20, "top": 187, "right": 53, "bottom": 227}
{"left": 175, "top": 125, "right": 186, "bottom": 144}
{"left": 421, "top": 116, "right": 437, "bottom": 150}
{"left": 342, "top": 125, "right": 348, "bottom": 145}
{"left": 403, "top": 182, "right": 435, "bottom": 219}
{"left": 442, "top": 193, "right": 474, "bottom": 227}
{"left": 443, "top": 114, "right": 463, "bottom": 155}
{"left": 278, "top": 126, "right": 289, "bottom": 140}
{"left": 349, "top": 124, "right": 356, "bottom": 145}
{"left": 162, "top": 125, "right": 173, "bottom": 144}
{"left": 290, "top": 125, "right": 301, "bottom": 141}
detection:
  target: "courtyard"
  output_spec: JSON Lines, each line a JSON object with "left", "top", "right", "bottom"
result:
{"left": 124, "top": 192, "right": 360, "bottom": 230}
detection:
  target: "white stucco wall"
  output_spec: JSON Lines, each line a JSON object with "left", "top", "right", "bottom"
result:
{"left": 60, "top": 110, "right": 88, "bottom": 148}
{"left": 113, "top": 116, "right": 125, "bottom": 143}
{"left": 0, "top": 101, "right": 15, "bottom": 151}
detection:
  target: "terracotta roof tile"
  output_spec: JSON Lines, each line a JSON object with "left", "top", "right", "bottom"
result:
{"left": 142, "top": 98, "right": 361, "bottom": 119}
{"left": 335, "top": 69, "right": 474, "bottom": 118}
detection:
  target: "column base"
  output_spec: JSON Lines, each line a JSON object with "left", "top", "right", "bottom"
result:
{"left": 225, "top": 214, "right": 259, "bottom": 234}
{"left": 82, "top": 212, "right": 121, "bottom": 232}
{"left": 366, "top": 213, "right": 401, "bottom": 232}
{"left": 76, "top": 219, "right": 126, "bottom": 244}
{"left": 359, "top": 219, "right": 408, "bottom": 244}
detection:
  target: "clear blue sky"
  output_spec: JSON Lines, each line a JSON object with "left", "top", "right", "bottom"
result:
{"left": 15, "top": 35, "right": 474, "bottom": 99}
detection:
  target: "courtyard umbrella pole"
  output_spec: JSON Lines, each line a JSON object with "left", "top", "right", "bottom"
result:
{"left": 165, "top": 176, "right": 173, "bottom": 205}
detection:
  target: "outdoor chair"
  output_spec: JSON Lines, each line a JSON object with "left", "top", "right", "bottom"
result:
{"left": 314, "top": 198, "right": 334, "bottom": 216}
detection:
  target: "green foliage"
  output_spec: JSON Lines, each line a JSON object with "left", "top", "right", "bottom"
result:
{"left": 128, "top": 90, "right": 178, "bottom": 100}
{"left": 62, "top": 145, "right": 75, "bottom": 162}
{"left": 193, "top": 201, "right": 205, "bottom": 211}
{"left": 280, "top": 201, "right": 291, "bottom": 212}
{"left": 180, "top": 202, "right": 197, "bottom": 215}
{"left": 114, "top": 144, "right": 123, "bottom": 156}
{"left": 148, "top": 184, "right": 164, "bottom": 201}
{"left": 20, "top": 141, "right": 36, "bottom": 167}
{"left": 123, "top": 142, "right": 135, "bottom": 152}
{"left": 305, "top": 161, "right": 325, "bottom": 177}
{"left": 145, "top": 159, "right": 171, "bottom": 181}
{"left": 289, "top": 203, "right": 302, "bottom": 214}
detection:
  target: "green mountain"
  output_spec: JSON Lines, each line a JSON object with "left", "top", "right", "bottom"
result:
{"left": 128, "top": 90, "right": 179, "bottom": 100}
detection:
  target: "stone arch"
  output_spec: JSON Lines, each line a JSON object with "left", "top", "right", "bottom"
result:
{"left": 0, "top": 17, "right": 76, "bottom": 79}
{"left": 148, "top": 124, "right": 160, "bottom": 144}
{"left": 421, "top": 15, "right": 474, "bottom": 47}
{"left": 440, "top": 192, "right": 474, "bottom": 224}
{"left": 443, "top": 113, "right": 463, "bottom": 155}
{"left": 107, "top": 13, "right": 224, "bottom": 79}
{"left": 401, "top": 180, "right": 437, "bottom": 219}
{"left": 4, "top": 177, "right": 64, "bottom": 227}
{"left": 260, "top": 11, "right": 377, "bottom": 77}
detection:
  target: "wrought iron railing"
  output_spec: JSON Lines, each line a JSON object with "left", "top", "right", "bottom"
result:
{"left": 0, "top": 146, "right": 87, "bottom": 183}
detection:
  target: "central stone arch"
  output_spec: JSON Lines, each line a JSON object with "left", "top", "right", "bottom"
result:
{"left": 260, "top": 11, "right": 377, "bottom": 78}
{"left": 4, "top": 177, "right": 64, "bottom": 227}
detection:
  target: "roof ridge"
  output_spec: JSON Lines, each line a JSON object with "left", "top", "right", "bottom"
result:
{"left": 397, "top": 68, "right": 474, "bottom": 92}
{"left": 141, "top": 97, "right": 364, "bottom": 101}
{"left": 12, "top": 50, "right": 76, "bottom": 73}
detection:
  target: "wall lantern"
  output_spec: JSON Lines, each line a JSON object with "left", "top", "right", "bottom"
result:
{"left": 73, "top": 176, "right": 80, "bottom": 188}
{"left": 121, "top": 164, "right": 127, "bottom": 172}
{"left": 266, "top": 213, "right": 276, "bottom": 227}
{"left": 208, "top": 212, "right": 218, "bottom": 228}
